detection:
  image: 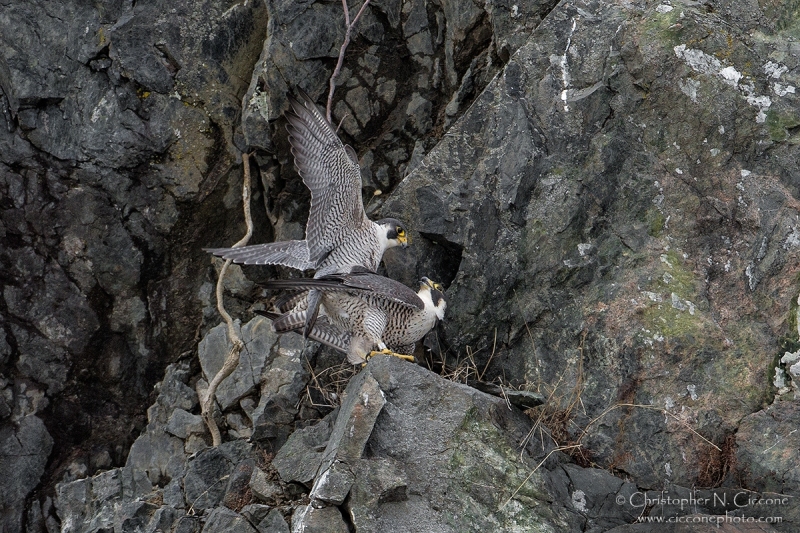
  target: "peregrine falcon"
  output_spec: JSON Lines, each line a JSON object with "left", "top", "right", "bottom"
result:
{"left": 257, "top": 271, "right": 446, "bottom": 365}
{"left": 205, "top": 90, "right": 408, "bottom": 336}
{"left": 205, "top": 90, "right": 408, "bottom": 275}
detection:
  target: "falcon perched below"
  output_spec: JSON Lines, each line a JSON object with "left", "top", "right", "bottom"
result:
{"left": 257, "top": 270, "right": 447, "bottom": 365}
{"left": 205, "top": 90, "right": 408, "bottom": 274}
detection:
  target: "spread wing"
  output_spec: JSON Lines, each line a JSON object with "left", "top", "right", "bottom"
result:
{"left": 337, "top": 272, "right": 424, "bottom": 309}
{"left": 259, "top": 272, "right": 424, "bottom": 310}
{"left": 204, "top": 240, "right": 313, "bottom": 270}
{"left": 285, "top": 89, "right": 366, "bottom": 266}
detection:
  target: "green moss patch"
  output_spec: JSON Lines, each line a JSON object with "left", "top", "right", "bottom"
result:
{"left": 643, "top": 8, "right": 684, "bottom": 47}
{"left": 766, "top": 109, "right": 800, "bottom": 142}
{"left": 646, "top": 208, "right": 666, "bottom": 237}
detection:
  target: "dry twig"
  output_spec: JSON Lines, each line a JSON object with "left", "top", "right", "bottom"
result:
{"left": 577, "top": 402, "right": 722, "bottom": 452}
{"left": 326, "top": 0, "right": 372, "bottom": 123}
{"left": 201, "top": 153, "right": 255, "bottom": 446}
{"left": 500, "top": 444, "right": 583, "bottom": 509}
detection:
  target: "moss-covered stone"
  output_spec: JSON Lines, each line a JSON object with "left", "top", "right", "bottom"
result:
{"left": 766, "top": 109, "right": 800, "bottom": 142}
{"left": 643, "top": 8, "right": 684, "bottom": 47}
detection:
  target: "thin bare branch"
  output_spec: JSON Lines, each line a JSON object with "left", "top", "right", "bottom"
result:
{"left": 500, "top": 445, "right": 583, "bottom": 509}
{"left": 577, "top": 402, "right": 722, "bottom": 452}
{"left": 479, "top": 328, "right": 498, "bottom": 381}
{"left": 326, "top": 0, "right": 372, "bottom": 122}
{"left": 201, "top": 153, "right": 255, "bottom": 446}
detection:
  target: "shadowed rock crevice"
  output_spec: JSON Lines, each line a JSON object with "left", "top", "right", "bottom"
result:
{"left": 417, "top": 231, "right": 463, "bottom": 288}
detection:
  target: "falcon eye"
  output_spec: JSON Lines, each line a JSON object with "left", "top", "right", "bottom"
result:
{"left": 397, "top": 228, "right": 405, "bottom": 236}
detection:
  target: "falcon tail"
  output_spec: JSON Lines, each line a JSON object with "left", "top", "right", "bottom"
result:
{"left": 303, "top": 289, "right": 323, "bottom": 339}
{"left": 204, "top": 240, "right": 314, "bottom": 270}
{"left": 275, "top": 291, "right": 310, "bottom": 313}
{"left": 255, "top": 310, "right": 350, "bottom": 353}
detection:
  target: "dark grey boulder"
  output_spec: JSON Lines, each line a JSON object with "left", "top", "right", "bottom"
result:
{"left": 249, "top": 467, "right": 283, "bottom": 504}
{"left": 184, "top": 441, "right": 255, "bottom": 512}
{"left": 273, "top": 409, "right": 338, "bottom": 486}
{"left": 201, "top": 507, "right": 258, "bottom": 533}
{"left": 167, "top": 408, "right": 206, "bottom": 439}
{"left": 549, "top": 464, "right": 640, "bottom": 532}
{"left": 259, "top": 508, "right": 291, "bottom": 533}
{"left": 240, "top": 504, "right": 290, "bottom": 533}
{"left": 0, "top": 416, "right": 53, "bottom": 533}
{"left": 199, "top": 317, "right": 278, "bottom": 411}
{"left": 115, "top": 501, "right": 177, "bottom": 533}
{"left": 291, "top": 505, "right": 349, "bottom": 533}
{"left": 125, "top": 430, "right": 186, "bottom": 487}
{"left": 295, "top": 355, "right": 578, "bottom": 532}
{"left": 250, "top": 332, "right": 313, "bottom": 450}
{"left": 734, "top": 401, "right": 799, "bottom": 529}
{"left": 56, "top": 467, "right": 154, "bottom": 533}
{"left": 736, "top": 402, "right": 800, "bottom": 497}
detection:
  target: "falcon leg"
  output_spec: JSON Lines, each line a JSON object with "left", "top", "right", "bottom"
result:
{"left": 367, "top": 348, "right": 415, "bottom": 362}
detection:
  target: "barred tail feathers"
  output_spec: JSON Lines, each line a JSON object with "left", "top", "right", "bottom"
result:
{"left": 256, "top": 310, "right": 350, "bottom": 354}
{"left": 204, "top": 240, "right": 314, "bottom": 270}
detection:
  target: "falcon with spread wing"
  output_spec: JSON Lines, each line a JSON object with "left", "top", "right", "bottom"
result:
{"left": 206, "top": 90, "right": 408, "bottom": 334}
{"left": 207, "top": 90, "right": 407, "bottom": 272}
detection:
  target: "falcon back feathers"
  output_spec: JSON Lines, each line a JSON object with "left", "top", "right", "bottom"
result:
{"left": 260, "top": 273, "right": 447, "bottom": 365}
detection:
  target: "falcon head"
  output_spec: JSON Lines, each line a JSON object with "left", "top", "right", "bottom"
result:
{"left": 420, "top": 277, "right": 447, "bottom": 320}
{"left": 376, "top": 218, "right": 409, "bottom": 249}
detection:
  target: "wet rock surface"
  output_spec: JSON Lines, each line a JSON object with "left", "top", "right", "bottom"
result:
{"left": 2, "top": 0, "right": 800, "bottom": 531}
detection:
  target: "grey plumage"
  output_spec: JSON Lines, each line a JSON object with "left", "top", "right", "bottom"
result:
{"left": 259, "top": 271, "right": 447, "bottom": 365}
{"left": 205, "top": 90, "right": 408, "bottom": 276}
{"left": 205, "top": 90, "right": 408, "bottom": 337}
{"left": 206, "top": 240, "right": 315, "bottom": 270}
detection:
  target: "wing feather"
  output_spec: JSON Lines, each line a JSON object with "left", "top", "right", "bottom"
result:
{"left": 285, "top": 90, "right": 366, "bottom": 266}
{"left": 259, "top": 272, "right": 424, "bottom": 310}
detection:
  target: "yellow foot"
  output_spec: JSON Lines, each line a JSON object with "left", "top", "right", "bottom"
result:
{"left": 367, "top": 348, "right": 415, "bottom": 362}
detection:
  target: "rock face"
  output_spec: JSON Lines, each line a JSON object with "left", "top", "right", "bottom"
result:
{"left": 295, "top": 355, "right": 630, "bottom": 532}
{"left": 384, "top": 0, "right": 800, "bottom": 497}
{"left": 3, "top": 0, "right": 800, "bottom": 531}
{"left": 1, "top": 0, "right": 564, "bottom": 526}
{"left": 1, "top": 0, "right": 271, "bottom": 530}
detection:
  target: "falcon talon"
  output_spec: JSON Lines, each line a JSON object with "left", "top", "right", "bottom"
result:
{"left": 366, "top": 350, "right": 414, "bottom": 362}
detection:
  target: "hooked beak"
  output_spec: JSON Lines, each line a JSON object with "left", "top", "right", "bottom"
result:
{"left": 398, "top": 234, "right": 409, "bottom": 248}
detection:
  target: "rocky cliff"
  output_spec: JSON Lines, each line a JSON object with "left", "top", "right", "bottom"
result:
{"left": 1, "top": 0, "right": 799, "bottom": 532}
